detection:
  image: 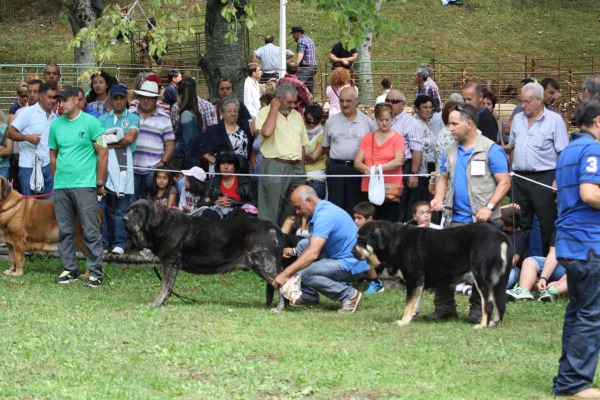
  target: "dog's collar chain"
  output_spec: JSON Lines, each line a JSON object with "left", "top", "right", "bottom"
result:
{"left": 0, "top": 197, "right": 23, "bottom": 214}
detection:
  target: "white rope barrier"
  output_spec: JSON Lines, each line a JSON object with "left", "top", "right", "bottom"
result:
{"left": 110, "top": 165, "right": 558, "bottom": 191}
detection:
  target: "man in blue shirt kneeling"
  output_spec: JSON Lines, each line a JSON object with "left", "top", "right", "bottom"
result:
{"left": 272, "top": 185, "right": 369, "bottom": 314}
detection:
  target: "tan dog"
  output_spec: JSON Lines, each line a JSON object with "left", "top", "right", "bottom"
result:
{"left": 0, "top": 177, "right": 102, "bottom": 277}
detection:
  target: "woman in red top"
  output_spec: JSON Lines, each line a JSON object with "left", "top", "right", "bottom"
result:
{"left": 199, "top": 151, "right": 258, "bottom": 219}
{"left": 354, "top": 103, "right": 405, "bottom": 221}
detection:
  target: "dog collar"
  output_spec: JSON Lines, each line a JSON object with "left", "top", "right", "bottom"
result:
{"left": 0, "top": 197, "right": 23, "bottom": 214}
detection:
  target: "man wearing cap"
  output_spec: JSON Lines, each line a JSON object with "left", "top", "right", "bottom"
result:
{"left": 98, "top": 84, "right": 140, "bottom": 255}
{"left": 49, "top": 86, "right": 108, "bottom": 288}
{"left": 290, "top": 26, "right": 317, "bottom": 94}
{"left": 8, "top": 82, "right": 58, "bottom": 197}
{"left": 129, "top": 74, "right": 170, "bottom": 116}
{"left": 251, "top": 34, "right": 294, "bottom": 83}
{"left": 255, "top": 84, "right": 308, "bottom": 225}
{"left": 131, "top": 80, "right": 175, "bottom": 201}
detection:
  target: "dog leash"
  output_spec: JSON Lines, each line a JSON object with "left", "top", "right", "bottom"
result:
{"left": 153, "top": 265, "right": 198, "bottom": 304}
{"left": 0, "top": 197, "right": 23, "bottom": 214}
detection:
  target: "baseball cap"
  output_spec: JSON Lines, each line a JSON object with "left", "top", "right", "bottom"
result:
{"left": 54, "top": 86, "right": 78, "bottom": 99}
{"left": 144, "top": 74, "right": 163, "bottom": 88}
{"left": 110, "top": 83, "right": 128, "bottom": 98}
{"left": 182, "top": 166, "right": 207, "bottom": 182}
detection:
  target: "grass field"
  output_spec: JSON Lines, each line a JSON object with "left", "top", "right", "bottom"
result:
{"left": 0, "top": 257, "right": 586, "bottom": 399}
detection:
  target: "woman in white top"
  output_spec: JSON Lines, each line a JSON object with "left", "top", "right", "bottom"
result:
{"left": 243, "top": 63, "right": 262, "bottom": 119}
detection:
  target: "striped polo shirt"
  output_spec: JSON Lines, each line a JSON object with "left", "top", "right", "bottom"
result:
{"left": 132, "top": 108, "right": 174, "bottom": 175}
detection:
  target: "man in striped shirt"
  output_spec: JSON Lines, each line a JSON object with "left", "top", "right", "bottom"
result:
{"left": 386, "top": 89, "right": 425, "bottom": 222}
{"left": 131, "top": 81, "right": 175, "bottom": 201}
{"left": 291, "top": 26, "right": 317, "bottom": 94}
{"left": 509, "top": 82, "right": 569, "bottom": 255}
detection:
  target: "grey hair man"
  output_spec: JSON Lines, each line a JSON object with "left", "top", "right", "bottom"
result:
{"left": 509, "top": 82, "right": 569, "bottom": 255}
{"left": 413, "top": 67, "right": 442, "bottom": 113}
{"left": 255, "top": 84, "right": 308, "bottom": 225}
{"left": 582, "top": 75, "right": 600, "bottom": 100}
{"left": 322, "top": 87, "right": 376, "bottom": 215}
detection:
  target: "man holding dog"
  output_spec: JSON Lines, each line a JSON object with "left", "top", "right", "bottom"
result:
{"left": 430, "top": 103, "right": 510, "bottom": 323}
{"left": 49, "top": 86, "right": 108, "bottom": 288}
{"left": 255, "top": 84, "right": 308, "bottom": 225}
{"left": 272, "top": 185, "right": 369, "bottom": 313}
{"left": 8, "top": 82, "right": 58, "bottom": 198}
{"left": 551, "top": 98, "right": 600, "bottom": 399}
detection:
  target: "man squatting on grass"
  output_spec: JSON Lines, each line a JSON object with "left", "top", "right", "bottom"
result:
{"left": 49, "top": 87, "right": 108, "bottom": 288}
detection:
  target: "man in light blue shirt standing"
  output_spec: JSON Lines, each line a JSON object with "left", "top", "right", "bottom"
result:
{"left": 272, "top": 185, "right": 369, "bottom": 314}
{"left": 251, "top": 35, "right": 294, "bottom": 83}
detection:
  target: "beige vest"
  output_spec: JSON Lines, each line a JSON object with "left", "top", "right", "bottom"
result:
{"left": 443, "top": 134, "right": 500, "bottom": 226}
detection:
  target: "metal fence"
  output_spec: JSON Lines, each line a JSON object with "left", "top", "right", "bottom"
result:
{"left": 1, "top": 56, "right": 598, "bottom": 124}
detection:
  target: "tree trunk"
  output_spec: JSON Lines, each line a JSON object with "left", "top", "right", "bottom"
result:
{"left": 67, "top": 0, "right": 96, "bottom": 65}
{"left": 357, "top": 0, "right": 383, "bottom": 105}
{"left": 200, "top": 0, "right": 248, "bottom": 103}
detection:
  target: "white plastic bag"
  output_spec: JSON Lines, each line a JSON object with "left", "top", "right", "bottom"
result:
{"left": 368, "top": 165, "right": 385, "bottom": 206}
{"left": 30, "top": 148, "right": 44, "bottom": 194}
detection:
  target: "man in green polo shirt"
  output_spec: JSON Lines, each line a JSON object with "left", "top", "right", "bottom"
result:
{"left": 49, "top": 86, "right": 108, "bottom": 288}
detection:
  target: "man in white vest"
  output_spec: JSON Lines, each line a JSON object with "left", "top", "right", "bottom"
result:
{"left": 430, "top": 103, "right": 510, "bottom": 324}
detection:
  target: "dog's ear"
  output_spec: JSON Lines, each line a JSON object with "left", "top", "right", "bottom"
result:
{"left": 0, "top": 177, "right": 11, "bottom": 199}
{"left": 143, "top": 202, "right": 160, "bottom": 232}
{"left": 374, "top": 227, "right": 390, "bottom": 250}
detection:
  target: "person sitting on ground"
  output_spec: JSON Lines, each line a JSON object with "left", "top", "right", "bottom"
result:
{"left": 498, "top": 205, "right": 531, "bottom": 289}
{"left": 272, "top": 185, "right": 369, "bottom": 314}
{"left": 178, "top": 166, "right": 207, "bottom": 214}
{"left": 147, "top": 169, "right": 177, "bottom": 208}
{"left": 506, "top": 230, "right": 567, "bottom": 302}
{"left": 326, "top": 67, "right": 352, "bottom": 116}
{"left": 412, "top": 201, "right": 441, "bottom": 229}
{"left": 353, "top": 201, "right": 385, "bottom": 295}
{"left": 375, "top": 78, "right": 392, "bottom": 105}
{"left": 304, "top": 104, "right": 327, "bottom": 199}
{"left": 166, "top": 158, "right": 185, "bottom": 204}
{"left": 197, "top": 151, "right": 258, "bottom": 219}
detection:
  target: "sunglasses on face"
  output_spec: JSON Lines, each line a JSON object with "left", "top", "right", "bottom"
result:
{"left": 385, "top": 99, "right": 405, "bottom": 104}
{"left": 305, "top": 119, "right": 319, "bottom": 125}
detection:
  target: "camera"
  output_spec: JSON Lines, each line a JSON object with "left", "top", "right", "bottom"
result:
{"left": 427, "top": 161, "right": 436, "bottom": 174}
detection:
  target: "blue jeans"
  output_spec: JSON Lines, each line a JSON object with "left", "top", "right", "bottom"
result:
{"left": 553, "top": 250, "right": 600, "bottom": 396}
{"left": 18, "top": 164, "right": 53, "bottom": 198}
{"left": 134, "top": 172, "right": 154, "bottom": 201}
{"left": 296, "top": 68, "right": 316, "bottom": 93}
{"left": 295, "top": 239, "right": 363, "bottom": 303}
{"left": 0, "top": 166, "right": 9, "bottom": 180}
{"left": 307, "top": 179, "right": 326, "bottom": 199}
{"left": 98, "top": 192, "right": 131, "bottom": 249}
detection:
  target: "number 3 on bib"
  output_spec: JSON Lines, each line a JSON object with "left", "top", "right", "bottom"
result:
{"left": 586, "top": 156, "right": 598, "bottom": 173}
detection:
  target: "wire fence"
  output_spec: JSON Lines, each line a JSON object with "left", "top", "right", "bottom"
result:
{"left": 1, "top": 55, "right": 597, "bottom": 126}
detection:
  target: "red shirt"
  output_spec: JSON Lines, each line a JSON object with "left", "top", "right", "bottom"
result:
{"left": 220, "top": 176, "right": 241, "bottom": 201}
{"left": 358, "top": 131, "right": 405, "bottom": 192}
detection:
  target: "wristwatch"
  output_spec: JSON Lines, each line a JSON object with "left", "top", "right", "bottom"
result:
{"left": 486, "top": 203, "right": 495, "bottom": 210}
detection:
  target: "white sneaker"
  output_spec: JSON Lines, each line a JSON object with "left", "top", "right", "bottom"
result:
{"left": 124, "top": 38, "right": 130, "bottom": 44}
{"left": 455, "top": 282, "right": 466, "bottom": 293}
{"left": 111, "top": 38, "right": 117, "bottom": 45}
{"left": 462, "top": 285, "right": 472, "bottom": 296}
{"left": 140, "top": 248, "right": 153, "bottom": 257}
{"left": 112, "top": 247, "right": 125, "bottom": 255}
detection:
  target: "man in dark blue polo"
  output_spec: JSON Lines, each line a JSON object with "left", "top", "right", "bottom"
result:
{"left": 552, "top": 98, "right": 600, "bottom": 399}
{"left": 271, "top": 185, "right": 369, "bottom": 314}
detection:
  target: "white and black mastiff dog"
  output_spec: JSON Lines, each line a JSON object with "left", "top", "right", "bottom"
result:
{"left": 124, "top": 200, "right": 287, "bottom": 312}
{"left": 353, "top": 221, "right": 513, "bottom": 329}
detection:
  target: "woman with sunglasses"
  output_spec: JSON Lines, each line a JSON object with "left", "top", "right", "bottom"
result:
{"left": 304, "top": 104, "right": 327, "bottom": 198}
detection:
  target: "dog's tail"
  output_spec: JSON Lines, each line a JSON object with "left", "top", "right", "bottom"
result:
{"left": 494, "top": 241, "right": 512, "bottom": 324}
{"left": 265, "top": 225, "right": 286, "bottom": 308}
{"left": 266, "top": 284, "right": 275, "bottom": 307}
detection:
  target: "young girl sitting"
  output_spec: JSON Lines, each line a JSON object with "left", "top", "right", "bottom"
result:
{"left": 178, "top": 166, "right": 207, "bottom": 213}
{"left": 147, "top": 170, "right": 178, "bottom": 208}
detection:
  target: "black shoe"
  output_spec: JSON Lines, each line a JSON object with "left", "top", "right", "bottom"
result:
{"left": 83, "top": 276, "right": 102, "bottom": 288}
{"left": 423, "top": 310, "right": 458, "bottom": 322}
{"left": 466, "top": 314, "right": 482, "bottom": 324}
{"left": 291, "top": 296, "right": 318, "bottom": 306}
{"left": 55, "top": 270, "right": 79, "bottom": 284}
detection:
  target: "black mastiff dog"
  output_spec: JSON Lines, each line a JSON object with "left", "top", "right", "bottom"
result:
{"left": 352, "top": 221, "right": 513, "bottom": 329}
{"left": 124, "top": 200, "right": 287, "bottom": 312}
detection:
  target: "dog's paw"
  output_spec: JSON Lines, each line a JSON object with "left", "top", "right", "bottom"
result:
{"left": 270, "top": 307, "right": 284, "bottom": 313}
{"left": 396, "top": 319, "right": 411, "bottom": 327}
{"left": 148, "top": 300, "right": 163, "bottom": 307}
{"left": 3, "top": 269, "right": 21, "bottom": 276}
{"left": 473, "top": 324, "right": 487, "bottom": 330}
